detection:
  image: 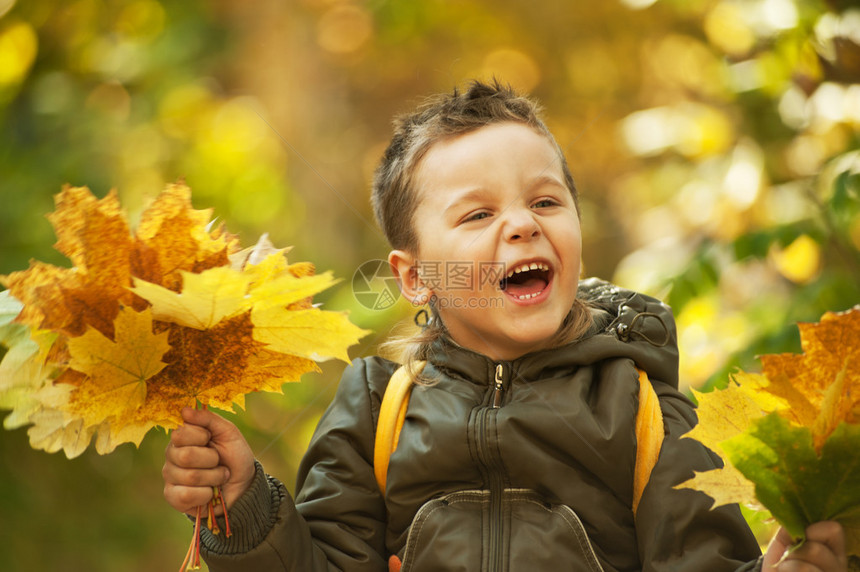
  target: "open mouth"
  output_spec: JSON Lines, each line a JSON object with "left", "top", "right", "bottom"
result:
{"left": 499, "top": 261, "right": 551, "bottom": 300}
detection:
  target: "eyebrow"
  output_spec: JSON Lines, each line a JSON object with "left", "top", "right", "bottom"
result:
{"left": 443, "top": 187, "right": 493, "bottom": 216}
{"left": 526, "top": 174, "right": 568, "bottom": 194}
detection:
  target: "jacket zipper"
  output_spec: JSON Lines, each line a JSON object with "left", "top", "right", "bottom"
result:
{"left": 475, "top": 362, "right": 507, "bottom": 570}
{"left": 492, "top": 363, "right": 505, "bottom": 408}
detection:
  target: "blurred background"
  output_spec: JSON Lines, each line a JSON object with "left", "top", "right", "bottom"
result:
{"left": 0, "top": 0, "right": 858, "bottom": 569}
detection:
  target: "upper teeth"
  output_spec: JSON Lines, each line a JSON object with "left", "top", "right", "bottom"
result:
{"left": 505, "top": 262, "right": 549, "bottom": 279}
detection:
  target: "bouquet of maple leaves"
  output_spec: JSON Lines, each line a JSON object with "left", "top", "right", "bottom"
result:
{"left": 0, "top": 183, "right": 367, "bottom": 569}
{"left": 678, "top": 308, "right": 860, "bottom": 563}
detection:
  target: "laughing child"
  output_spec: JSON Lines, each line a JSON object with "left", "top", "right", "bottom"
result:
{"left": 163, "top": 80, "right": 847, "bottom": 572}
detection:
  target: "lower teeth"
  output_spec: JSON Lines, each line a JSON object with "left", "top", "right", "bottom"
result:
{"left": 515, "top": 291, "right": 541, "bottom": 300}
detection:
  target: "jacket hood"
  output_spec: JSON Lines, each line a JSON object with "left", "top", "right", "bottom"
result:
{"left": 425, "top": 278, "right": 680, "bottom": 390}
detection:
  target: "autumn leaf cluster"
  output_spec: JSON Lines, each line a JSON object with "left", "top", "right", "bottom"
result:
{"left": 0, "top": 184, "right": 367, "bottom": 458}
{"left": 678, "top": 308, "right": 860, "bottom": 556}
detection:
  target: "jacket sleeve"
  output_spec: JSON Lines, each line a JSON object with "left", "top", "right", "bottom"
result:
{"left": 635, "top": 383, "right": 763, "bottom": 572}
{"left": 198, "top": 358, "right": 390, "bottom": 571}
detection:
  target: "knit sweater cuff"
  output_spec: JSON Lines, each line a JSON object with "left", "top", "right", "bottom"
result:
{"left": 198, "top": 460, "right": 281, "bottom": 555}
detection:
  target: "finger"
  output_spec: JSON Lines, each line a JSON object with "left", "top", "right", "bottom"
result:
{"left": 763, "top": 527, "right": 795, "bottom": 569}
{"left": 777, "top": 522, "right": 847, "bottom": 572}
{"left": 165, "top": 443, "right": 221, "bottom": 469}
{"left": 170, "top": 423, "right": 212, "bottom": 448}
{"left": 182, "top": 407, "right": 241, "bottom": 443}
{"left": 180, "top": 406, "right": 207, "bottom": 424}
{"left": 773, "top": 527, "right": 794, "bottom": 551}
{"left": 776, "top": 561, "right": 824, "bottom": 572}
{"left": 782, "top": 543, "right": 840, "bottom": 571}
{"left": 805, "top": 521, "right": 846, "bottom": 564}
{"left": 162, "top": 463, "right": 230, "bottom": 489}
{"left": 164, "top": 484, "right": 216, "bottom": 515}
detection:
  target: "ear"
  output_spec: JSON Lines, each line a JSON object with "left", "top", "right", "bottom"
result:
{"left": 389, "top": 249, "right": 431, "bottom": 305}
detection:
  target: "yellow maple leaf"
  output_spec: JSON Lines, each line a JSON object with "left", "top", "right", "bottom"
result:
{"left": 91, "top": 312, "right": 325, "bottom": 451}
{"left": 677, "top": 464, "right": 761, "bottom": 511}
{"left": 252, "top": 305, "right": 369, "bottom": 363}
{"left": 678, "top": 373, "right": 786, "bottom": 508}
{"left": 131, "top": 268, "right": 251, "bottom": 330}
{"left": 686, "top": 378, "right": 780, "bottom": 456}
{"left": 27, "top": 409, "right": 95, "bottom": 459}
{"left": 196, "top": 349, "right": 321, "bottom": 411}
{"left": 23, "top": 373, "right": 98, "bottom": 459}
{"left": 65, "top": 306, "right": 170, "bottom": 427}
{"left": 247, "top": 270, "right": 340, "bottom": 311}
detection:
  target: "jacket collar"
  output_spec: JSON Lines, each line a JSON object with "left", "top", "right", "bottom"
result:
{"left": 424, "top": 279, "right": 679, "bottom": 389}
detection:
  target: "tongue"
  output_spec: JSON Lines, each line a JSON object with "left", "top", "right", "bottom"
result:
{"left": 505, "top": 276, "right": 547, "bottom": 297}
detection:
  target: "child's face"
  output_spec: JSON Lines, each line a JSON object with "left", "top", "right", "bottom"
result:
{"left": 391, "top": 121, "right": 582, "bottom": 361}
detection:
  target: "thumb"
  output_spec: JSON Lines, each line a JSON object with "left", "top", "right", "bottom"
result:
{"left": 180, "top": 407, "right": 239, "bottom": 442}
{"left": 762, "top": 527, "right": 794, "bottom": 569}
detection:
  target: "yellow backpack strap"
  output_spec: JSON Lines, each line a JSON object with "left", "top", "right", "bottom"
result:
{"left": 632, "top": 367, "right": 664, "bottom": 517}
{"left": 374, "top": 361, "right": 425, "bottom": 495}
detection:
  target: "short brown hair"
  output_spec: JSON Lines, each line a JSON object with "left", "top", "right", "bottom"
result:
{"left": 371, "top": 79, "right": 579, "bottom": 253}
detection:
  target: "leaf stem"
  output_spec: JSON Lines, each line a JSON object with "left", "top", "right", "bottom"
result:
{"left": 207, "top": 496, "right": 220, "bottom": 535}
{"left": 180, "top": 506, "right": 203, "bottom": 572}
{"left": 213, "top": 485, "right": 232, "bottom": 537}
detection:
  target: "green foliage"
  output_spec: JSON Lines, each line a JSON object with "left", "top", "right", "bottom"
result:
{"left": 723, "top": 414, "right": 860, "bottom": 550}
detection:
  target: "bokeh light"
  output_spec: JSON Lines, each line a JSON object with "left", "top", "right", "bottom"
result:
{"left": 2, "top": 0, "right": 860, "bottom": 568}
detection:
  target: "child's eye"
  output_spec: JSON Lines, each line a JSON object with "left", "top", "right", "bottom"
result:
{"left": 464, "top": 211, "right": 491, "bottom": 222}
{"left": 532, "top": 198, "right": 558, "bottom": 209}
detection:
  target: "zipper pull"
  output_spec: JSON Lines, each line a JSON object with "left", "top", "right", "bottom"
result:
{"left": 492, "top": 363, "right": 505, "bottom": 408}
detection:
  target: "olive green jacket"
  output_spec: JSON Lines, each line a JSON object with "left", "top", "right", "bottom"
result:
{"left": 197, "top": 279, "right": 763, "bottom": 571}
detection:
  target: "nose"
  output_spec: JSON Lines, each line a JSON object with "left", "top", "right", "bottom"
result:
{"left": 503, "top": 207, "right": 540, "bottom": 242}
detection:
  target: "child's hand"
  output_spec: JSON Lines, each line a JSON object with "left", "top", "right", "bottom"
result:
{"left": 163, "top": 407, "right": 256, "bottom": 517}
{"left": 761, "top": 521, "right": 847, "bottom": 571}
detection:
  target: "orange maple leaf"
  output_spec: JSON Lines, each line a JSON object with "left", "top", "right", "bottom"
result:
{"left": 759, "top": 308, "right": 860, "bottom": 451}
{"left": 134, "top": 182, "right": 239, "bottom": 290}
{"left": 4, "top": 188, "right": 134, "bottom": 338}
{"left": 2, "top": 184, "right": 239, "bottom": 337}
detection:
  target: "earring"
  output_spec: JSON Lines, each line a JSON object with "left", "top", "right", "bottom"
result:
{"left": 414, "top": 308, "right": 430, "bottom": 328}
